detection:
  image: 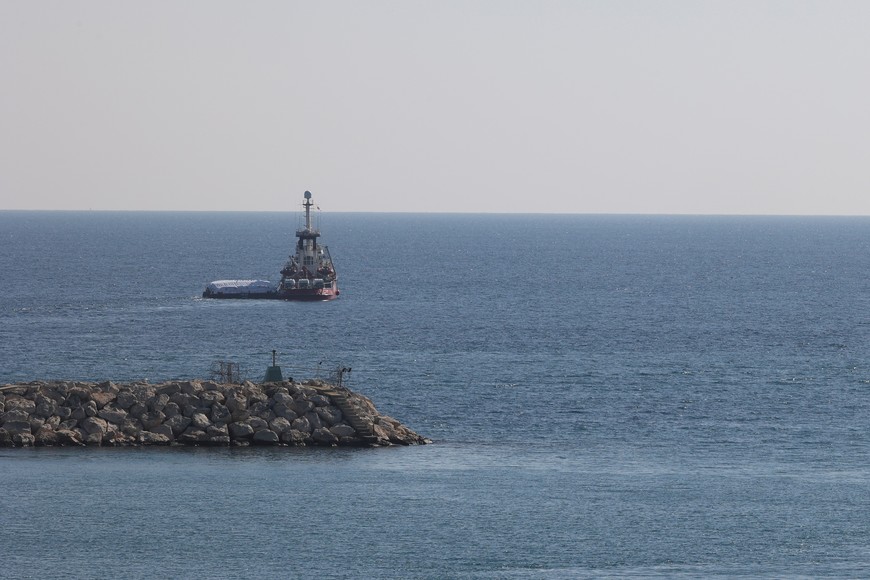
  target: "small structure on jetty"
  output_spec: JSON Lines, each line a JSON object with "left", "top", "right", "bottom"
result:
{"left": 0, "top": 379, "right": 428, "bottom": 448}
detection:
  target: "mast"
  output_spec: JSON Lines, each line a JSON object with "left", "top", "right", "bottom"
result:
{"left": 303, "top": 190, "right": 313, "bottom": 231}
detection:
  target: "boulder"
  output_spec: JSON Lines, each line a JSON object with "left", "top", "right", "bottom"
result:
{"left": 272, "top": 403, "right": 298, "bottom": 421}
{"left": 80, "top": 417, "right": 109, "bottom": 435}
{"left": 2, "top": 408, "right": 32, "bottom": 424}
{"left": 5, "top": 397, "right": 36, "bottom": 414}
{"left": 163, "top": 415, "right": 192, "bottom": 436}
{"left": 210, "top": 402, "right": 231, "bottom": 424}
{"left": 140, "top": 431, "right": 171, "bottom": 446}
{"left": 191, "top": 413, "right": 211, "bottom": 430}
{"left": 280, "top": 429, "right": 307, "bottom": 445}
{"left": 269, "top": 417, "right": 292, "bottom": 435}
{"left": 44, "top": 415, "right": 62, "bottom": 430}
{"left": 248, "top": 417, "right": 269, "bottom": 432}
{"left": 228, "top": 422, "right": 254, "bottom": 440}
{"left": 115, "top": 391, "right": 138, "bottom": 410}
{"left": 199, "top": 391, "right": 225, "bottom": 405}
{"left": 206, "top": 424, "right": 229, "bottom": 438}
{"left": 14, "top": 433, "right": 36, "bottom": 447}
{"left": 312, "top": 427, "right": 338, "bottom": 445}
{"left": 205, "top": 435, "right": 231, "bottom": 446}
{"left": 316, "top": 406, "right": 343, "bottom": 426}
{"left": 329, "top": 424, "right": 357, "bottom": 438}
{"left": 84, "top": 432, "right": 103, "bottom": 446}
{"left": 291, "top": 416, "right": 311, "bottom": 434}
{"left": 90, "top": 391, "right": 116, "bottom": 409}
{"left": 151, "top": 424, "right": 174, "bottom": 439}
{"left": 140, "top": 411, "right": 166, "bottom": 430}
{"left": 3, "top": 421, "right": 32, "bottom": 436}
{"left": 55, "top": 406, "right": 72, "bottom": 419}
{"left": 98, "top": 407, "right": 128, "bottom": 425}
{"left": 252, "top": 429, "right": 280, "bottom": 445}
{"left": 290, "top": 399, "right": 313, "bottom": 416}
{"left": 272, "top": 392, "right": 294, "bottom": 406}
{"left": 35, "top": 397, "right": 57, "bottom": 419}
{"left": 180, "top": 381, "right": 202, "bottom": 395}
{"left": 148, "top": 393, "right": 170, "bottom": 412}
{"left": 305, "top": 411, "right": 324, "bottom": 431}
{"left": 178, "top": 427, "right": 208, "bottom": 445}
{"left": 55, "top": 429, "right": 84, "bottom": 446}
{"left": 156, "top": 383, "right": 181, "bottom": 396}
{"left": 0, "top": 429, "right": 10, "bottom": 447}
{"left": 310, "top": 394, "right": 331, "bottom": 407}
{"left": 163, "top": 402, "right": 181, "bottom": 418}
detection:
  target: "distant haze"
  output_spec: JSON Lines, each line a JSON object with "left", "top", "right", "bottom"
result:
{"left": 2, "top": 1, "right": 869, "bottom": 214}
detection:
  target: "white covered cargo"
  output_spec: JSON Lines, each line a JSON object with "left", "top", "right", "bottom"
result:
{"left": 205, "top": 279, "right": 277, "bottom": 295}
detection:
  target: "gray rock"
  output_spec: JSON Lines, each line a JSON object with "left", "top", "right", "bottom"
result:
{"left": 0, "top": 429, "right": 10, "bottom": 447}
{"left": 312, "top": 427, "right": 338, "bottom": 445}
{"left": 5, "top": 397, "right": 36, "bottom": 414}
{"left": 280, "top": 429, "right": 308, "bottom": 445}
{"left": 291, "top": 416, "right": 311, "bottom": 434}
{"left": 140, "top": 410, "right": 166, "bottom": 430}
{"left": 129, "top": 403, "right": 147, "bottom": 417}
{"left": 199, "top": 391, "right": 225, "bottom": 405}
{"left": 56, "top": 405, "right": 72, "bottom": 419}
{"left": 84, "top": 431, "right": 103, "bottom": 446}
{"left": 310, "top": 394, "right": 331, "bottom": 407}
{"left": 248, "top": 417, "right": 268, "bottom": 432}
{"left": 206, "top": 424, "right": 229, "bottom": 438}
{"left": 290, "top": 399, "right": 313, "bottom": 416}
{"left": 148, "top": 393, "right": 170, "bottom": 412}
{"left": 269, "top": 417, "right": 292, "bottom": 435}
{"left": 225, "top": 393, "right": 247, "bottom": 414}
{"left": 305, "top": 411, "right": 324, "bottom": 431}
{"left": 191, "top": 413, "right": 211, "bottom": 430}
{"left": 14, "top": 433, "right": 36, "bottom": 447}
{"left": 178, "top": 427, "right": 208, "bottom": 445}
{"left": 115, "top": 391, "right": 138, "bottom": 410}
{"left": 272, "top": 403, "right": 298, "bottom": 421}
{"left": 210, "top": 402, "right": 231, "bottom": 423}
{"left": 151, "top": 424, "right": 174, "bottom": 439}
{"left": 2, "top": 408, "right": 32, "bottom": 424}
{"left": 272, "top": 392, "right": 294, "bottom": 406}
{"left": 252, "top": 429, "right": 279, "bottom": 445}
{"left": 140, "top": 431, "right": 171, "bottom": 445}
{"left": 180, "top": 381, "right": 202, "bottom": 395}
{"left": 98, "top": 407, "right": 128, "bottom": 425}
{"left": 90, "top": 391, "right": 116, "bottom": 409}
{"left": 120, "top": 418, "right": 142, "bottom": 436}
{"left": 228, "top": 422, "right": 254, "bottom": 440}
{"left": 35, "top": 398, "right": 57, "bottom": 419}
{"left": 316, "top": 406, "right": 342, "bottom": 426}
{"left": 84, "top": 401, "right": 98, "bottom": 417}
{"left": 59, "top": 419, "right": 78, "bottom": 431}
{"left": 205, "top": 435, "right": 231, "bottom": 446}
{"left": 45, "top": 415, "right": 62, "bottom": 430}
{"left": 3, "top": 420, "right": 32, "bottom": 436}
{"left": 81, "top": 417, "right": 109, "bottom": 435}
{"left": 163, "top": 402, "right": 181, "bottom": 418}
{"left": 329, "top": 424, "right": 357, "bottom": 438}
{"left": 55, "top": 429, "right": 84, "bottom": 446}
{"left": 156, "top": 383, "right": 181, "bottom": 396}
{"left": 163, "top": 415, "right": 192, "bottom": 436}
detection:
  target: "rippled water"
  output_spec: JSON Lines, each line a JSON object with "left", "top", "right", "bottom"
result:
{"left": 2, "top": 211, "right": 869, "bottom": 577}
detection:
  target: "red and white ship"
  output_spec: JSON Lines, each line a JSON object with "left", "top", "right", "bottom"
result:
{"left": 203, "top": 191, "right": 339, "bottom": 301}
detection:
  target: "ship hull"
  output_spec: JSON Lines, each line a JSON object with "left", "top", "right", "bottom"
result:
{"left": 202, "top": 288, "right": 339, "bottom": 301}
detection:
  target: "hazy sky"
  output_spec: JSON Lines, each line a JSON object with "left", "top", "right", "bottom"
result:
{"left": 2, "top": 1, "right": 869, "bottom": 214}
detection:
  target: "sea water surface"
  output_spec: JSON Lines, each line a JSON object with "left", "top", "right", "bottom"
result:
{"left": 1, "top": 211, "right": 869, "bottom": 578}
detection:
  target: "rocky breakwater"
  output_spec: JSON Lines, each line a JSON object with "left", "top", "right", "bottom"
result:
{"left": 0, "top": 379, "right": 429, "bottom": 448}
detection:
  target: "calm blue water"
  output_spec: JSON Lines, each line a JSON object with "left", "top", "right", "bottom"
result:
{"left": 2, "top": 211, "right": 870, "bottom": 578}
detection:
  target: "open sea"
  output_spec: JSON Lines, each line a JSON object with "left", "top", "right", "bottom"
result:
{"left": 2, "top": 211, "right": 870, "bottom": 578}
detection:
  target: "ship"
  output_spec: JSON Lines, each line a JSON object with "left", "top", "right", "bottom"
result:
{"left": 202, "top": 191, "right": 340, "bottom": 301}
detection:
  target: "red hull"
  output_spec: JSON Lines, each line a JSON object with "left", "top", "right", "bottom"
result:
{"left": 202, "top": 288, "right": 339, "bottom": 301}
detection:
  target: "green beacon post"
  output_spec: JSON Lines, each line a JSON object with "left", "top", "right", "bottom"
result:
{"left": 263, "top": 350, "right": 284, "bottom": 383}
